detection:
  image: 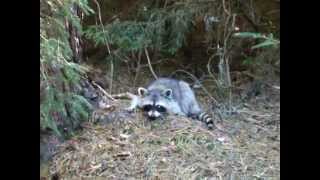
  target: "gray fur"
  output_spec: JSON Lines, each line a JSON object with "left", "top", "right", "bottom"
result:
{"left": 129, "top": 78, "right": 214, "bottom": 128}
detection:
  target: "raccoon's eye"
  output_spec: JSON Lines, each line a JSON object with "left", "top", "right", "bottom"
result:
{"left": 156, "top": 105, "right": 166, "bottom": 112}
{"left": 143, "top": 105, "right": 152, "bottom": 112}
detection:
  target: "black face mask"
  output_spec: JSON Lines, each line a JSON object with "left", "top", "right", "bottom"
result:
{"left": 142, "top": 105, "right": 167, "bottom": 113}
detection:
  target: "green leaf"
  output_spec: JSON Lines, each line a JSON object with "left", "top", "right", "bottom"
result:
{"left": 233, "top": 32, "right": 263, "bottom": 39}
{"left": 242, "top": 57, "right": 254, "bottom": 65}
{"left": 251, "top": 40, "right": 278, "bottom": 49}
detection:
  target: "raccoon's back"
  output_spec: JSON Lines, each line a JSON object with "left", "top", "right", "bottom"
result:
{"left": 147, "top": 78, "right": 180, "bottom": 90}
{"left": 147, "top": 78, "right": 182, "bottom": 98}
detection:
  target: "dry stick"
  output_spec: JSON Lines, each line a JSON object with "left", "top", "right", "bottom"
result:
{"left": 225, "top": 15, "right": 236, "bottom": 109}
{"left": 138, "top": 58, "right": 170, "bottom": 68}
{"left": 91, "top": 81, "right": 117, "bottom": 101}
{"left": 112, "top": 92, "right": 137, "bottom": 100}
{"left": 207, "top": 50, "right": 230, "bottom": 103}
{"left": 222, "top": 0, "right": 231, "bottom": 16}
{"left": 133, "top": 50, "right": 142, "bottom": 88}
{"left": 225, "top": 57, "right": 232, "bottom": 108}
{"left": 220, "top": 3, "right": 236, "bottom": 110}
{"left": 207, "top": 53, "right": 222, "bottom": 88}
{"left": 164, "top": 0, "right": 168, "bottom": 8}
{"left": 144, "top": 47, "right": 158, "bottom": 79}
{"left": 170, "top": 71, "right": 226, "bottom": 124}
{"left": 93, "top": 0, "right": 114, "bottom": 94}
{"left": 170, "top": 69, "right": 219, "bottom": 106}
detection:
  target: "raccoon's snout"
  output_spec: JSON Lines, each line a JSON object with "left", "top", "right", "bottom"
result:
{"left": 147, "top": 110, "right": 161, "bottom": 120}
{"left": 148, "top": 115, "right": 157, "bottom": 121}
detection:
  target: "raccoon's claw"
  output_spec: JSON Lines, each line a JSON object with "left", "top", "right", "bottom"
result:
{"left": 207, "top": 123, "right": 214, "bottom": 129}
{"left": 187, "top": 113, "right": 198, "bottom": 119}
{"left": 125, "top": 107, "right": 135, "bottom": 113}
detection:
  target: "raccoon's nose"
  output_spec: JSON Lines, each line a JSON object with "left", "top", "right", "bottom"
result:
{"left": 148, "top": 116, "right": 157, "bottom": 121}
{"left": 147, "top": 110, "right": 159, "bottom": 120}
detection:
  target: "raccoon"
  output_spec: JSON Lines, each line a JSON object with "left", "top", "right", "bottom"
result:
{"left": 128, "top": 78, "right": 214, "bottom": 129}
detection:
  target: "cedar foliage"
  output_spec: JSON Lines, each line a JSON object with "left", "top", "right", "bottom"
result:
{"left": 83, "top": 0, "right": 212, "bottom": 59}
{"left": 40, "top": 0, "right": 94, "bottom": 137}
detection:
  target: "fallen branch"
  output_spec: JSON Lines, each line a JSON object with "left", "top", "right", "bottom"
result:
{"left": 91, "top": 81, "right": 117, "bottom": 101}
{"left": 112, "top": 92, "right": 137, "bottom": 100}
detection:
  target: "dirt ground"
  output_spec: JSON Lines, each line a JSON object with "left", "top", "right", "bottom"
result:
{"left": 41, "top": 74, "right": 280, "bottom": 179}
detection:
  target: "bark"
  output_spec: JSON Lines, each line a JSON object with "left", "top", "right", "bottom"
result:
{"left": 65, "top": 4, "right": 84, "bottom": 63}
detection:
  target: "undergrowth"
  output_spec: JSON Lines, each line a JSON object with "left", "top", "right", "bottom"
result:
{"left": 40, "top": 0, "right": 94, "bottom": 138}
{"left": 83, "top": 2, "right": 199, "bottom": 58}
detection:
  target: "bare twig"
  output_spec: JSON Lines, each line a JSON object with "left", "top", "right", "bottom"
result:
{"left": 139, "top": 58, "right": 170, "bottom": 68}
{"left": 93, "top": 0, "right": 111, "bottom": 55}
{"left": 218, "top": 4, "right": 236, "bottom": 109}
{"left": 109, "top": 59, "right": 114, "bottom": 94}
{"left": 112, "top": 92, "right": 137, "bottom": 100}
{"left": 207, "top": 51, "right": 222, "bottom": 88}
{"left": 93, "top": 0, "right": 114, "bottom": 93}
{"left": 133, "top": 50, "right": 142, "bottom": 87}
{"left": 91, "top": 81, "right": 117, "bottom": 101}
{"left": 222, "top": 0, "right": 231, "bottom": 16}
{"left": 144, "top": 47, "right": 158, "bottom": 79}
{"left": 170, "top": 69, "right": 219, "bottom": 105}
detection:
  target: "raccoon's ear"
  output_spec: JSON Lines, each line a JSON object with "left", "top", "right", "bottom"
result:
{"left": 163, "top": 89, "right": 173, "bottom": 98}
{"left": 138, "top": 87, "right": 148, "bottom": 96}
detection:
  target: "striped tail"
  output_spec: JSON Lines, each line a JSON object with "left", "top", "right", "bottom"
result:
{"left": 197, "top": 112, "right": 214, "bottom": 129}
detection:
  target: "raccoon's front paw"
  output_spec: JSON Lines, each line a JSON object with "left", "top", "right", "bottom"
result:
{"left": 188, "top": 113, "right": 198, "bottom": 119}
{"left": 125, "top": 107, "right": 135, "bottom": 113}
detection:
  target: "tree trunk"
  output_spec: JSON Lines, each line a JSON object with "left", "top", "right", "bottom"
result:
{"left": 65, "top": 4, "right": 84, "bottom": 63}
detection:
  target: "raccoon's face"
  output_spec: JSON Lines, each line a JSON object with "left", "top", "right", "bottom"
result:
{"left": 138, "top": 87, "right": 172, "bottom": 120}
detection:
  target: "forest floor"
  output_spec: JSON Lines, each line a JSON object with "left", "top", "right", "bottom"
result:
{"left": 41, "top": 73, "right": 280, "bottom": 180}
